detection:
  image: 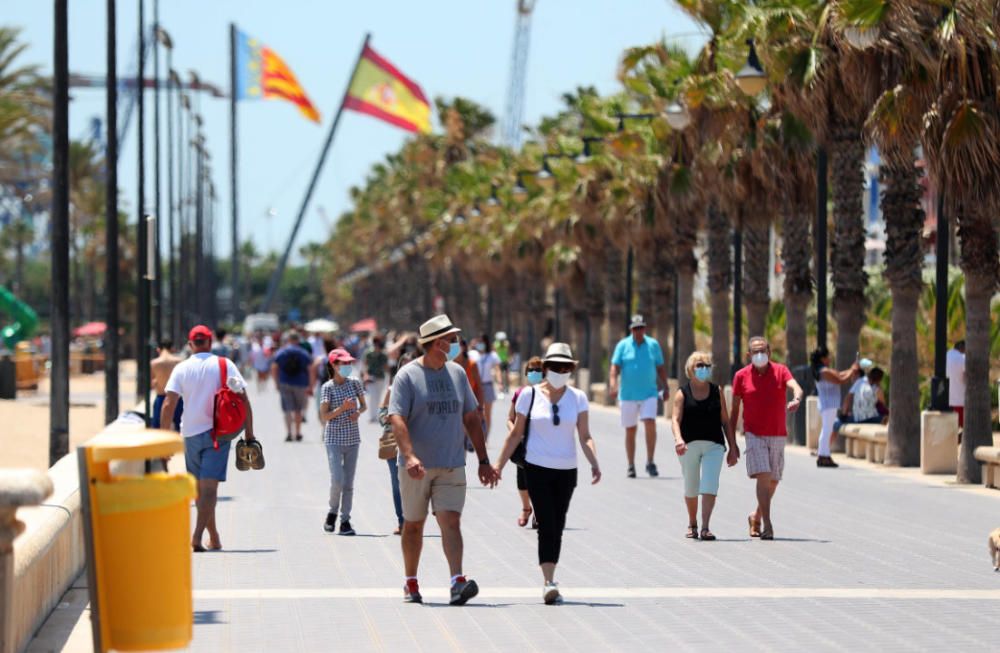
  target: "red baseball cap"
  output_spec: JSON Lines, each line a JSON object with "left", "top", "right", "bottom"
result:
{"left": 327, "top": 348, "right": 356, "bottom": 364}
{"left": 188, "top": 325, "right": 213, "bottom": 342}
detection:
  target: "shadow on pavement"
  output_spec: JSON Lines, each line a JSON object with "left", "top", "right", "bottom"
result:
{"left": 207, "top": 548, "right": 279, "bottom": 554}
{"left": 194, "top": 610, "right": 226, "bottom": 625}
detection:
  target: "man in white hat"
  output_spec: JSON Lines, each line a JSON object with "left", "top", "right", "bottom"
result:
{"left": 388, "top": 314, "right": 498, "bottom": 606}
{"left": 609, "top": 314, "right": 668, "bottom": 478}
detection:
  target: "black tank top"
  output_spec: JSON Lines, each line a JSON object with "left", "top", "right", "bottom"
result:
{"left": 679, "top": 383, "right": 725, "bottom": 445}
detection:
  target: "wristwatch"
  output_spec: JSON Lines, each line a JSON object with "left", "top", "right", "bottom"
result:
{"left": 479, "top": 457, "right": 490, "bottom": 466}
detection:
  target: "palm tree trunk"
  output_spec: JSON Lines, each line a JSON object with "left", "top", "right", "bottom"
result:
{"left": 881, "top": 162, "right": 925, "bottom": 467}
{"left": 605, "top": 245, "right": 626, "bottom": 351}
{"left": 636, "top": 245, "right": 656, "bottom": 330}
{"left": 650, "top": 236, "right": 675, "bottom": 363}
{"left": 706, "top": 203, "right": 731, "bottom": 385}
{"left": 956, "top": 209, "right": 1000, "bottom": 483}
{"left": 828, "top": 125, "right": 869, "bottom": 383}
{"left": 782, "top": 206, "right": 812, "bottom": 371}
{"left": 743, "top": 222, "right": 771, "bottom": 339}
{"left": 584, "top": 261, "right": 606, "bottom": 383}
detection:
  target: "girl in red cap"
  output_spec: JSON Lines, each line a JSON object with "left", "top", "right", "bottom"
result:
{"left": 319, "top": 348, "right": 367, "bottom": 535}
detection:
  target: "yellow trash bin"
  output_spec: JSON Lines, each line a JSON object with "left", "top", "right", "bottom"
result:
{"left": 78, "top": 427, "right": 197, "bottom": 652}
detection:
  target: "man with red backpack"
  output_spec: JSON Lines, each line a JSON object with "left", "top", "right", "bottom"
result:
{"left": 161, "top": 325, "right": 256, "bottom": 552}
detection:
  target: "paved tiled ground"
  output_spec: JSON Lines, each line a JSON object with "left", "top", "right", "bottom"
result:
{"left": 33, "top": 382, "right": 1000, "bottom": 651}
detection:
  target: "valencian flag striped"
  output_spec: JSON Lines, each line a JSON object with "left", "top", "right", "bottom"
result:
{"left": 344, "top": 44, "right": 431, "bottom": 134}
{"left": 235, "top": 30, "right": 320, "bottom": 123}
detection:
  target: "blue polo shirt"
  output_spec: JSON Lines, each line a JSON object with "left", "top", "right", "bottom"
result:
{"left": 273, "top": 345, "right": 312, "bottom": 387}
{"left": 611, "top": 335, "right": 664, "bottom": 401}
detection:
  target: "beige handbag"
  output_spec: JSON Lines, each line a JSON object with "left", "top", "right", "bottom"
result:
{"left": 377, "top": 407, "right": 398, "bottom": 460}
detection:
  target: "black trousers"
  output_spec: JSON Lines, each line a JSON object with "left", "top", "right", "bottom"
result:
{"left": 516, "top": 465, "right": 527, "bottom": 491}
{"left": 525, "top": 462, "right": 577, "bottom": 565}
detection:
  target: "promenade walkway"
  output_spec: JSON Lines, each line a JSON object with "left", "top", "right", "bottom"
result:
{"left": 33, "top": 381, "right": 1000, "bottom": 651}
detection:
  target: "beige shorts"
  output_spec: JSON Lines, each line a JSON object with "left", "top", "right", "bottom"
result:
{"left": 398, "top": 465, "right": 466, "bottom": 521}
{"left": 745, "top": 432, "right": 785, "bottom": 481}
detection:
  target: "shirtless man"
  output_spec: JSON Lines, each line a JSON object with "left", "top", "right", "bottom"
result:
{"left": 151, "top": 339, "right": 184, "bottom": 430}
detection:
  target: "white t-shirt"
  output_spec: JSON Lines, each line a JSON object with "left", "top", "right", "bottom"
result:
{"left": 849, "top": 377, "right": 878, "bottom": 422}
{"left": 165, "top": 353, "right": 246, "bottom": 437}
{"left": 946, "top": 348, "right": 965, "bottom": 407}
{"left": 515, "top": 385, "right": 589, "bottom": 470}
{"left": 477, "top": 351, "right": 501, "bottom": 383}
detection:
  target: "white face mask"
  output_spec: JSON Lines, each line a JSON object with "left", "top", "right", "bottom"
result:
{"left": 751, "top": 352, "right": 769, "bottom": 368}
{"left": 547, "top": 371, "right": 571, "bottom": 389}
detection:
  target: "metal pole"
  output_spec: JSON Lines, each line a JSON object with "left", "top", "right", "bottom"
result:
{"left": 732, "top": 214, "right": 743, "bottom": 379}
{"left": 177, "top": 93, "right": 187, "bottom": 333}
{"left": 229, "top": 23, "right": 240, "bottom": 322}
{"left": 261, "top": 33, "right": 371, "bottom": 311}
{"left": 166, "top": 56, "right": 176, "bottom": 343}
{"left": 104, "top": 0, "right": 120, "bottom": 424}
{"left": 51, "top": 0, "right": 70, "bottom": 465}
{"left": 624, "top": 245, "right": 633, "bottom": 332}
{"left": 195, "top": 145, "right": 204, "bottom": 323}
{"left": 136, "top": 0, "right": 150, "bottom": 419}
{"left": 815, "top": 146, "right": 828, "bottom": 348}
{"left": 930, "top": 189, "right": 950, "bottom": 410}
{"left": 152, "top": 0, "right": 162, "bottom": 341}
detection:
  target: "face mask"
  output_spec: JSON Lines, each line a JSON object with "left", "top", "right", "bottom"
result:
{"left": 751, "top": 352, "right": 769, "bottom": 368}
{"left": 339, "top": 365, "right": 354, "bottom": 378}
{"left": 526, "top": 370, "right": 543, "bottom": 385}
{"left": 474, "top": 343, "right": 486, "bottom": 353}
{"left": 694, "top": 367, "right": 711, "bottom": 382}
{"left": 547, "top": 371, "right": 570, "bottom": 389}
{"left": 446, "top": 341, "right": 461, "bottom": 361}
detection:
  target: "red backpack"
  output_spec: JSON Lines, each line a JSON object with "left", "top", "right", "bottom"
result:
{"left": 212, "top": 356, "right": 247, "bottom": 449}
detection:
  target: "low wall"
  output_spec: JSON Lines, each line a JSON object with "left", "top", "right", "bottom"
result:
{"left": 2, "top": 453, "right": 83, "bottom": 653}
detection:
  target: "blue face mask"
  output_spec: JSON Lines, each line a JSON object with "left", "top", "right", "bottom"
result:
{"left": 526, "top": 370, "right": 543, "bottom": 385}
{"left": 446, "top": 342, "right": 461, "bottom": 361}
{"left": 339, "top": 365, "right": 354, "bottom": 378}
{"left": 694, "top": 367, "right": 711, "bottom": 382}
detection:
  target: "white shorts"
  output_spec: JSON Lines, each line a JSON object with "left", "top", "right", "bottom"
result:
{"left": 620, "top": 397, "right": 658, "bottom": 428}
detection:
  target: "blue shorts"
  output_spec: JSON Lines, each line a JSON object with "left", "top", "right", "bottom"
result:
{"left": 184, "top": 431, "right": 231, "bottom": 481}
{"left": 151, "top": 395, "right": 183, "bottom": 430}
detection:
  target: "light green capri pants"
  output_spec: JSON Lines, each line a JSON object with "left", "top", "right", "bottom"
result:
{"left": 679, "top": 440, "right": 726, "bottom": 497}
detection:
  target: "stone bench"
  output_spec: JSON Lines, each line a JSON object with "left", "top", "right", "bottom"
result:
{"left": 974, "top": 446, "right": 1000, "bottom": 488}
{"left": 840, "top": 423, "right": 888, "bottom": 463}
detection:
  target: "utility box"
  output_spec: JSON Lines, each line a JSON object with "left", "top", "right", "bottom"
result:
{"left": 78, "top": 427, "right": 196, "bottom": 652}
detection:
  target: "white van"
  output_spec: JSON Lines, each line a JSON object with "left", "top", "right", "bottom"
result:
{"left": 243, "top": 313, "right": 280, "bottom": 335}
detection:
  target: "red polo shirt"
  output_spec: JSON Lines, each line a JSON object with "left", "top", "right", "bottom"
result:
{"left": 733, "top": 362, "right": 793, "bottom": 436}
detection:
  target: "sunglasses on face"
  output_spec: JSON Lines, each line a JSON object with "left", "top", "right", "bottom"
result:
{"left": 695, "top": 363, "right": 712, "bottom": 369}
{"left": 546, "top": 364, "right": 573, "bottom": 374}
{"left": 527, "top": 367, "right": 543, "bottom": 374}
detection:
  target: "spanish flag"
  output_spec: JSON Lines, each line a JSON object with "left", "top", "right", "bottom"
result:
{"left": 344, "top": 45, "right": 431, "bottom": 134}
{"left": 235, "top": 30, "right": 320, "bottom": 123}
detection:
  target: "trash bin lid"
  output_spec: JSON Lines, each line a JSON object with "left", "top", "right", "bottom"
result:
{"left": 86, "top": 428, "right": 185, "bottom": 462}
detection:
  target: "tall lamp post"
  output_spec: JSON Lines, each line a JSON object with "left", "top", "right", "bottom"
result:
{"left": 136, "top": 0, "right": 151, "bottom": 419}
{"left": 104, "top": 0, "right": 120, "bottom": 424}
{"left": 51, "top": 0, "right": 70, "bottom": 464}
{"left": 733, "top": 39, "right": 767, "bottom": 377}
{"left": 930, "top": 190, "right": 950, "bottom": 409}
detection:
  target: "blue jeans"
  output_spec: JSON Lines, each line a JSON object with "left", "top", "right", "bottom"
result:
{"left": 326, "top": 443, "right": 360, "bottom": 521}
{"left": 387, "top": 458, "right": 403, "bottom": 526}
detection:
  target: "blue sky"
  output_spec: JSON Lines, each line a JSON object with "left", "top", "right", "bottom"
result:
{"left": 8, "top": 1, "right": 704, "bottom": 260}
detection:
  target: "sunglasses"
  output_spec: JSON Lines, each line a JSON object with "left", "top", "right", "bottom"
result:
{"left": 695, "top": 363, "right": 712, "bottom": 369}
{"left": 552, "top": 403, "right": 560, "bottom": 426}
{"left": 526, "top": 367, "right": 543, "bottom": 374}
{"left": 546, "top": 363, "right": 574, "bottom": 374}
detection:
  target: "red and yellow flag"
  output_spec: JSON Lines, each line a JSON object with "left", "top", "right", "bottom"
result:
{"left": 236, "top": 30, "right": 320, "bottom": 123}
{"left": 344, "top": 45, "right": 431, "bottom": 133}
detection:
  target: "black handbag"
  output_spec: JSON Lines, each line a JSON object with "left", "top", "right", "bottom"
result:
{"left": 509, "top": 388, "right": 535, "bottom": 468}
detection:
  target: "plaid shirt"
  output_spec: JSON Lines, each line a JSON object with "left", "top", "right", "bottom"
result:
{"left": 321, "top": 378, "right": 364, "bottom": 446}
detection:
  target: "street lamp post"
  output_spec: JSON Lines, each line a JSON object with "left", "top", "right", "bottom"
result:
{"left": 136, "top": 0, "right": 151, "bottom": 419}
{"left": 930, "top": 190, "right": 950, "bottom": 410}
{"left": 816, "top": 147, "right": 828, "bottom": 347}
{"left": 152, "top": 0, "right": 162, "bottom": 342}
{"left": 51, "top": 0, "right": 70, "bottom": 464}
{"left": 105, "top": 0, "right": 120, "bottom": 424}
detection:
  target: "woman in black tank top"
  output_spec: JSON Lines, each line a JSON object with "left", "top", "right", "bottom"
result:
{"left": 670, "top": 352, "right": 739, "bottom": 540}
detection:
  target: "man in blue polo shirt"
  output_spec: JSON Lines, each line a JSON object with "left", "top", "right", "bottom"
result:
{"left": 271, "top": 331, "right": 316, "bottom": 442}
{"left": 609, "top": 314, "right": 668, "bottom": 478}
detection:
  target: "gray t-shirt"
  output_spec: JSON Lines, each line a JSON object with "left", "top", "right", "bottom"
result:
{"left": 388, "top": 359, "right": 478, "bottom": 468}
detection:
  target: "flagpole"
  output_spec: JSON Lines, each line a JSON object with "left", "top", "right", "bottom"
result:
{"left": 261, "top": 32, "right": 371, "bottom": 313}
{"left": 229, "top": 22, "right": 240, "bottom": 323}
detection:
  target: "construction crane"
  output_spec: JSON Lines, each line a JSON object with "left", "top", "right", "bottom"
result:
{"left": 502, "top": 0, "right": 536, "bottom": 148}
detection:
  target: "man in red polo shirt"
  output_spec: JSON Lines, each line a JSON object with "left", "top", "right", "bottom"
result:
{"left": 729, "top": 336, "right": 804, "bottom": 541}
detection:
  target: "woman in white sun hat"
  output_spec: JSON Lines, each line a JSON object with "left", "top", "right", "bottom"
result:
{"left": 495, "top": 342, "right": 601, "bottom": 605}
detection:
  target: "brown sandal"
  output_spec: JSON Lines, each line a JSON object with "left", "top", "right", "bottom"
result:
{"left": 685, "top": 524, "right": 699, "bottom": 539}
{"left": 700, "top": 528, "right": 716, "bottom": 541}
{"left": 518, "top": 508, "right": 532, "bottom": 528}
{"left": 748, "top": 514, "right": 761, "bottom": 538}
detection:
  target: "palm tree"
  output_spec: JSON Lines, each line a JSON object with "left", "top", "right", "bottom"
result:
{"left": 0, "top": 218, "right": 33, "bottom": 293}
{"left": 919, "top": 1, "right": 1000, "bottom": 482}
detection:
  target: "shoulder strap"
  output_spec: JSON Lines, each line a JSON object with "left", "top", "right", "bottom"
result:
{"left": 524, "top": 387, "right": 535, "bottom": 437}
{"left": 218, "top": 356, "right": 227, "bottom": 388}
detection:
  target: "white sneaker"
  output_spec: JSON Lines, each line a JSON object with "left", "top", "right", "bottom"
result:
{"left": 543, "top": 581, "right": 562, "bottom": 605}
